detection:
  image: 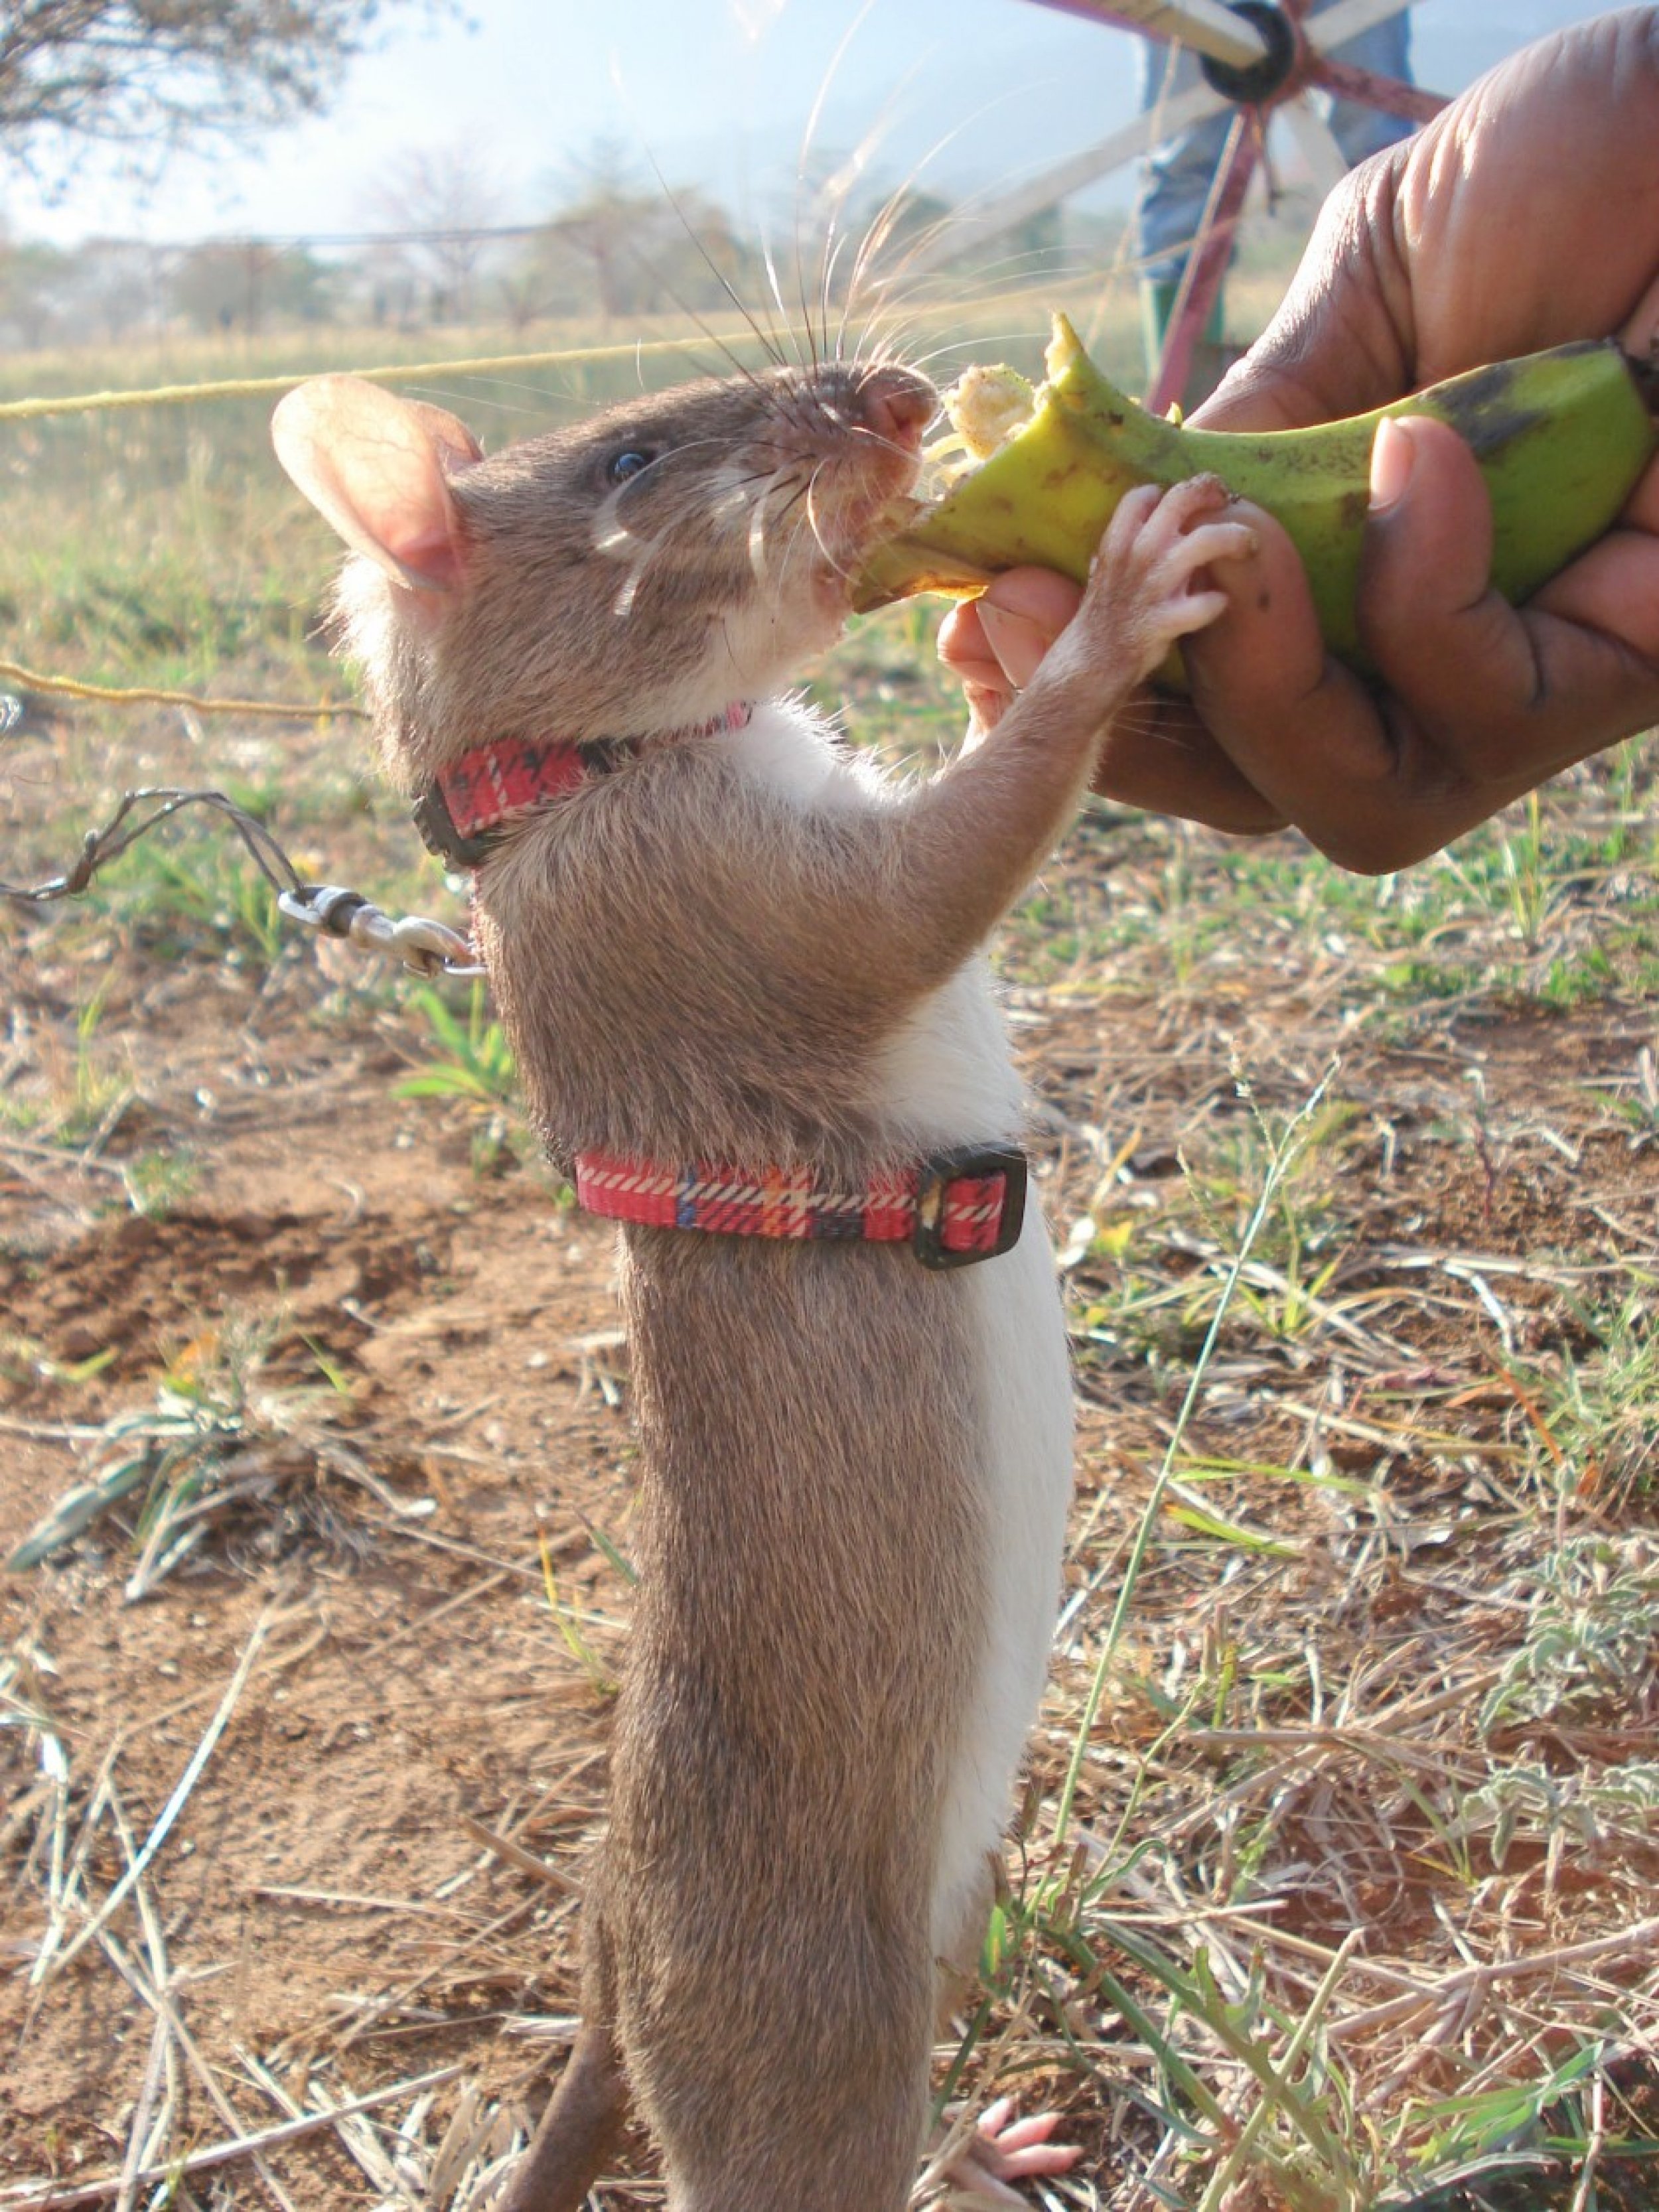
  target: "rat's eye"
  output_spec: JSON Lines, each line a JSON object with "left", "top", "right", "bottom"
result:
{"left": 605, "top": 448, "right": 656, "bottom": 486}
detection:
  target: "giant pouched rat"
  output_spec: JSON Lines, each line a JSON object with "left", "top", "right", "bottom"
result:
{"left": 271, "top": 349, "right": 1254, "bottom": 2212}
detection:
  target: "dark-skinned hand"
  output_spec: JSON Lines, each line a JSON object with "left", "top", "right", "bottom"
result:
{"left": 938, "top": 7, "right": 1659, "bottom": 870}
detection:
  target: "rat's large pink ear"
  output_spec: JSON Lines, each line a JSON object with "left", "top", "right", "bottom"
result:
{"left": 271, "top": 376, "right": 482, "bottom": 592}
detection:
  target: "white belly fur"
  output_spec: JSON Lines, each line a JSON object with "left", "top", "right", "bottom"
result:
{"left": 877, "top": 966, "right": 1074, "bottom": 1968}
{"left": 717, "top": 701, "right": 1076, "bottom": 1970}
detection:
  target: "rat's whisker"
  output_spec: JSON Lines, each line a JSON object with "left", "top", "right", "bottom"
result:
{"left": 821, "top": 228, "right": 852, "bottom": 366}
{"left": 751, "top": 460, "right": 822, "bottom": 583}
{"left": 609, "top": 529, "right": 668, "bottom": 619}
{"left": 801, "top": 465, "right": 857, "bottom": 581}
{"left": 767, "top": 466, "right": 824, "bottom": 558}
{"left": 750, "top": 226, "right": 791, "bottom": 369}
{"left": 747, "top": 464, "right": 801, "bottom": 585}
{"left": 772, "top": 490, "right": 825, "bottom": 591}
{"left": 643, "top": 158, "right": 790, "bottom": 376}
{"left": 794, "top": 0, "right": 891, "bottom": 374}
{"left": 831, "top": 54, "right": 993, "bottom": 361}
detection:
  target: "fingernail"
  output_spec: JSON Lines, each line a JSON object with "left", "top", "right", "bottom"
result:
{"left": 1370, "top": 415, "right": 1417, "bottom": 514}
{"left": 977, "top": 602, "right": 1050, "bottom": 688}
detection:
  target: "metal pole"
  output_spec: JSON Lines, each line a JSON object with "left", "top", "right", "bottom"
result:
{"left": 1145, "top": 109, "right": 1258, "bottom": 415}
{"left": 1017, "top": 0, "right": 1269, "bottom": 70}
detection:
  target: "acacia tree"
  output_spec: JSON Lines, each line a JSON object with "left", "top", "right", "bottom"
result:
{"left": 0, "top": 0, "right": 433, "bottom": 168}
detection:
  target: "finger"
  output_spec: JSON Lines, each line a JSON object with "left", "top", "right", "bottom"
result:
{"left": 1624, "top": 265, "right": 1659, "bottom": 359}
{"left": 961, "top": 681, "right": 1011, "bottom": 733}
{"left": 1086, "top": 692, "right": 1291, "bottom": 834}
{"left": 938, "top": 596, "right": 1031, "bottom": 735}
{"left": 937, "top": 598, "right": 1009, "bottom": 691}
{"left": 978, "top": 2110, "right": 1082, "bottom": 2171}
{"left": 1358, "top": 414, "right": 1523, "bottom": 742}
{"left": 940, "top": 563, "right": 1286, "bottom": 833}
{"left": 938, "top": 570, "right": 1085, "bottom": 694}
{"left": 977, "top": 2107, "right": 1047, "bottom": 2152}
{"left": 1532, "top": 527, "right": 1659, "bottom": 659}
{"left": 1191, "top": 422, "right": 1659, "bottom": 870}
{"left": 1186, "top": 437, "right": 1541, "bottom": 869}
{"left": 1394, "top": 13, "right": 1659, "bottom": 377}
{"left": 977, "top": 601, "right": 1061, "bottom": 691}
{"left": 1077, "top": 675, "right": 1288, "bottom": 830}
{"left": 1530, "top": 450, "right": 1659, "bottom": 654}
{"left": 976, "top": 567, "right": 1087, "bottom": 635}
{"left": 1179, "top": 500, "right": 1403, "bottom": 863}
{"left": 1362, "top": 416, "right": 1659, "bottom": 781}
{"left": 1190, "top": 161, "right": 1415, "bottom": 432}
{"left": 1197, "top": 15, "right": 1659, "bottom": 438}
{"left": 974, "top": 569, "right": 1085, "bottom": 689}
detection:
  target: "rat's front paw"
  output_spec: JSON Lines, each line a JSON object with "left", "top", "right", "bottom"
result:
{"left": 924, "top": 2095, "right": 1083, "bottom": 2207}
{"left": 1075, "top": 473, "right": 1260, "bottom": 688}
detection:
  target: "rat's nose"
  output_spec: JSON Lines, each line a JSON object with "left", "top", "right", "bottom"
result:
{"left": 858, "top": 367, "right": 936, "bottom": 449}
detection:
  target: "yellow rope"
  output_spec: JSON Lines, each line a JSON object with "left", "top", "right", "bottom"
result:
{"left": 0, "top": 331, "right": 782, "bottom": 423}
{"left": 0, "top": 658, "right": 364, "bottom": 721}
{"left": 0, "top": 279, "right": 1072, "bottom": 424}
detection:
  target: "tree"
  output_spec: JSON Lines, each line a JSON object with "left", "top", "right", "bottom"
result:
{"left": 366, "top": 140, "right": 502, "bottom": 325}
{"left": 56, "top": 238, "right": 159, "bottom": 339}
{"left": 0, "top": 233, "right": 73, "bottom": 344}
{"left": 169, "top": 241, "right": 338, "bottom": 332}
{"left": 524, "top": 145, "right": 764, "bottom": 326}
{"left": 0, "top": 1, "right": 436, "bottom": 171}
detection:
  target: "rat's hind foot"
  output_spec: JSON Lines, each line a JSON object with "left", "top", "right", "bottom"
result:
{"left": 925, "top": 2095, "right": 1082, "bottom": 2207}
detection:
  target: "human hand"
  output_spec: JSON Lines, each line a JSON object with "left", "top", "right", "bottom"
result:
{"left": 937, "top": 571, "right": 1285, "bottom": 833}
{"left": 1185, "top": 7, "right": 1659, "bottom": 868}
{"left": 939, "top": 9, "right": 1659, "bottom": 869}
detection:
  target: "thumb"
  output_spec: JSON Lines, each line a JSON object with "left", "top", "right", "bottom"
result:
{"left": 1357, "top": 413, "right": 1534, "bottom": 728}
{"left": 974, "top": 569, "right": 1084, "bottom": 688}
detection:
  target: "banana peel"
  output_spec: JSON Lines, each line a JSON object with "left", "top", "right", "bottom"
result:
{"left": 852, "top": 314, "right": 1659, "bottom": 677}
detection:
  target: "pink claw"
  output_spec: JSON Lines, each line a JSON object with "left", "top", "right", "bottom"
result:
{"left": 975, "top": 2097, "right": 1083, "bottom": 2178}
{"left": 940, "top": 2096, "right": 1084, "bottom": 2203}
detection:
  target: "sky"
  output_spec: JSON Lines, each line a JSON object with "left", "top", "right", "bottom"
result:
{"left": 1, "top": 0, "right": 1626, "bottom": 249}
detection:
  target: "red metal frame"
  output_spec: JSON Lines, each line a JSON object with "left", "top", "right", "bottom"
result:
{"left": 1019, "top": 0, "right": 1444, "bottom": 409}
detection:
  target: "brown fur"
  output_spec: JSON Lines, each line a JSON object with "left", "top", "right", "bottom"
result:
{"left": 603, "top": 1230, "right": 981, "bottom": 2208}
{"left": 331, "top": 364, "right": 918, "bottom": 786}
{"left": 271, "top": 356, "right": 1255, "bottom": 2212}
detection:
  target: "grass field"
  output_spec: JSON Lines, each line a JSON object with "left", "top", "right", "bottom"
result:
{"left": 1, "top": 287, "right": 1656, "bottom": 2212}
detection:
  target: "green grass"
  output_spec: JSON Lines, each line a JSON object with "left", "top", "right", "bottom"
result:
{"left": 395, "top": 975, "right": 536, "bottom": 1174}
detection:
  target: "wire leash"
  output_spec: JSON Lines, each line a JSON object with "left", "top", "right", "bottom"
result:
{"left": 0, "top": 784, "right": 485, "bottom": 979}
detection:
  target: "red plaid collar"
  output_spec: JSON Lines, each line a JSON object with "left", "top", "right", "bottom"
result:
{"left": 573, "top": 1144, "right": 1028, "bottom": 1271}
{"left": 413, "top": 703, "right": 753, "bottom": 868}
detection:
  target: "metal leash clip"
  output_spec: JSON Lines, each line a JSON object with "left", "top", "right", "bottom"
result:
{"left": 5, "top": 790, "right": 488, "bottom": 981}
{"left": 277, "top": 884, "right": 484, "bottom": 978}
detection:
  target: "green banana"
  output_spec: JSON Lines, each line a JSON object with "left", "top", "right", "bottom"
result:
{"left": 853, "top": 315, "right": 1659, "bottom": 675}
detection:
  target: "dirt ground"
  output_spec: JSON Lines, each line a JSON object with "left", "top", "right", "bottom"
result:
{"left": 0, "top": 928, "right": 644, "bottom": 2197}
{"left": 3, "top": 699, "right": 1657, "bottom": 2211}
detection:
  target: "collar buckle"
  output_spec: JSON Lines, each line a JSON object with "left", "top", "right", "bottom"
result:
{"left": 411, "top": 782, "right": 499, "bottom": 870}
{"left": 911, "top": 1144, "right": 1029, "bottom": 1271}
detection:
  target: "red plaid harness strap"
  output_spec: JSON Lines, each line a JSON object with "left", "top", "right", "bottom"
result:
{"left": 573, "top": 1146, "right": 1028, "bottom": 1271}
{"left": 414, "top": 722, "right": 1031, "bottom": 1272}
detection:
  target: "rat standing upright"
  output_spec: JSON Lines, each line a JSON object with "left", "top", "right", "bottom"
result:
{"left": 272, "top": 347, "right": 1253, "bottom": 2212}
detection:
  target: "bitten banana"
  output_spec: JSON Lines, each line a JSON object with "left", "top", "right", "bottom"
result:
{"left": 853, "top": 315, "right": 1659, "bottom": 676}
